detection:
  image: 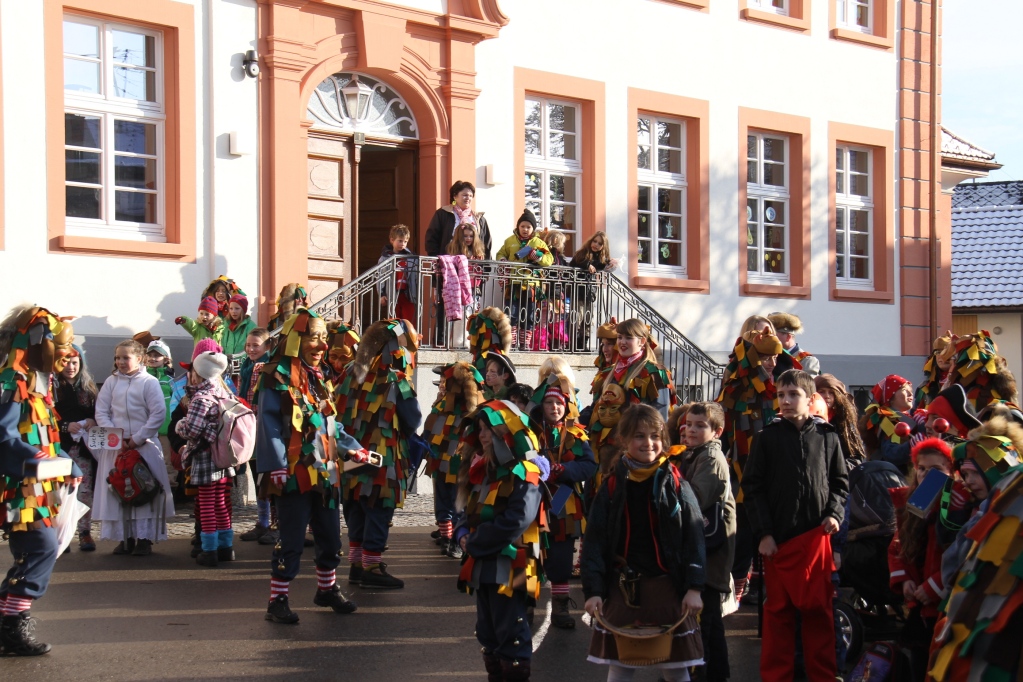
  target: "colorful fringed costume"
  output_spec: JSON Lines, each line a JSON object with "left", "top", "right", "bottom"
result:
{"left": 468, "top": 306, "right": 513, "bottom": 376}
{"left": 454, "top": 400, "right": 546, "bottom": 678}
{"left": 338, "top": 318, "right": 422, "bottom": 589}
{"left": 326, "top": 320, "right": 360, "bottom": 415}
{"left": 943, "top": 331, "right": 1017, "bottom": 413}
{"left": 254, "top": 308, "right": 361, "bottom": 620}
{"left": 424, "top": 361, "right": 483, "bottom": 554}
{"left": 916, "top": 334, "right": 952, "bottom": 409}
{"left": 0, "top": 306, "right": 82, "bottom": 655}
{"left": 202, "top": 275, "right": 246, "bottom": 319}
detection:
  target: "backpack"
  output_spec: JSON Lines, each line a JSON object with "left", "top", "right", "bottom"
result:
{"left": 108, "top": 449, "right": 162, "bottom": 507}
{"left": 847, "top": 460, "right": 904, "bottom": 541}
{"left": 210, "top": 395, "right": 256, "bottom": 470}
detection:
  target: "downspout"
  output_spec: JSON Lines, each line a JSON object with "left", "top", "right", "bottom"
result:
{"left": 928, "top": 0, "right": 940, "bottom": 343}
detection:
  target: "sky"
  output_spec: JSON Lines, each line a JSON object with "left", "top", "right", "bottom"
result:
{"left": 942, "top": 1, "right": 1023, "bottom": 182}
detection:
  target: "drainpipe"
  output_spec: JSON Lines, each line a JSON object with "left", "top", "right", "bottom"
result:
{"left": 928, "top": 0, "right": 940, "bottom": 343}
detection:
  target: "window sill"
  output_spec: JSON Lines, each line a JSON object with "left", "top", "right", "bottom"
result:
{"left": 632, "top": 275, "right": 709, "bottom": 293}
{"left": 831, "top": 287, "right": 894, "bottom": 303}
{"left": 742, "top": 282, "right": 810, "bottom": 299}
{"left": 830, "top": 27, "right": 893, "bottom": 50}
{"left": 740, "top": 8, "right": 810, "bottom": 33}
{"left": 55, "top": 234, "right": 195, "bottom": 260}
{"left": 652, "top": 0, "right": 709, "bottom": 10}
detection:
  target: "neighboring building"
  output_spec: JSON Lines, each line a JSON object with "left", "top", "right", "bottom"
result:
{"left": 0, "top": 0, "right": 998, "bottom": 387}
{"left": 951, "top": 181, "right": 1023, "bottom": 384}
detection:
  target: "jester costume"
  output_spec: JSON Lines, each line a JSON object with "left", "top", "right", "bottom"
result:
{"left": 0, "top": 306, "right": 82, "bottom": 656}
{"left": 454, "top": 400, "right": 546, "bottom": 682}
{"left": 254, "top": 308, "right": 360, "bottom": 623}
{"left": 424, "top": 361, "right": 483, "bottom": 558}
{"left": 943, "top": 331, "right": 1016, "bottom": 413}
{"left": 531, "top": 377, "right": 595, "bottom": 629}
{"left": 861, "top": 374, "right": 918, "bottom": 473}
{"left": 202, "top": 275, "right": 246, "bottom": 319}
{"left": 915, "top": 334, "right": 952, "bottom": 409}
{"left": 338, "top": 318, "right": 422, "bottom": 589}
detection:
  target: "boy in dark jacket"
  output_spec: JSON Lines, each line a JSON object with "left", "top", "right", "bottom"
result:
{"left": 377, "top": 224, "right": 418, "bottom": 322}
{"left": 741, "top": 369, "right": 849, "bottom": 682}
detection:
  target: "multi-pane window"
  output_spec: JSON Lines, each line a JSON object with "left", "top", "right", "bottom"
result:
{"left": 637, "top": 116, "right": 686, "bottom": 274}
{"left": 524, "top": 96, "right": 581, "bottom": 253}
{"left": 63, "top": 16, "right": 164, "bottom": 240}
{"left": 836, "top": 0, "right": 871, "bottom": 32}
{"left": 751, "top": 0, "right": 789, "bottom": 15}
{"left": 746, "top": 133, "right": 789, "bottom": 282}
{"left": 836, "top": 146, "right": 873, "bottom": 287}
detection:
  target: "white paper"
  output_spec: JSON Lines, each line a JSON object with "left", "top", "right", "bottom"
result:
{"left": 87, "top": 426, "right": 123, "bottom": 452}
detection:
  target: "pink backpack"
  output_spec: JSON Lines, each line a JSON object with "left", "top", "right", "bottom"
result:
{"left": 211, "top": 396, "right": 256, "bottom": 469}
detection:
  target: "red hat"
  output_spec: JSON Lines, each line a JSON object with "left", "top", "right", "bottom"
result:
{"left": 198, "top": 297, "right": 219, "bottom": 316}
{"left": 543, "top": 385, "right": 566, "bottom": 405}
{"left": 910, "top": 437, "right": 952, "bottom": 465}
{"left": 871, "top": 374, "right": 910, "bottom": 406}
{"left": 180, "top": 338, "right": 223, "bottom": 370}
{"left": 229, "top": 294, "right": 248, "bottom": 315}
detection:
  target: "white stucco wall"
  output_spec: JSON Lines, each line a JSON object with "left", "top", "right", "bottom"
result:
{"left": 474, "top": 0, "right": 902, "bottom": 358}
{"left": 0, "top": 0, "right": 259, "bottom": 355}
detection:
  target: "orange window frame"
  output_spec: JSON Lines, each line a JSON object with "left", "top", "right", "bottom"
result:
{"left": 829, "top": 0, "right": 895, "bottom": 50}
{"left": 739, "top": 0, "right": 811, "bottom": 33}
{"left": 44, "top": 0, "right": 195, "bottom": 260}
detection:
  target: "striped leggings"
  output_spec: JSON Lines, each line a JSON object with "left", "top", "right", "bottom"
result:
{"left": 197, "top": 479, "right": 232, "bottom": 534}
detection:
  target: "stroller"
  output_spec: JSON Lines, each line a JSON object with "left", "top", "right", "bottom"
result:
{"left": 835, "top": 459, "right": 907, "bottom": 660}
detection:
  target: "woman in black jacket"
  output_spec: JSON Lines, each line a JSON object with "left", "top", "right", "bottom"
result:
{"left": 569, "top": 231, "right": 617, "bottom": 351}
{"left": 54, "top": 344, "right": 98, "bottom": 551}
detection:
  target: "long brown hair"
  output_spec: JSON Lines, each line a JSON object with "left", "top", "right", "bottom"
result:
{"left": 571, "top": 230, "right": 610, "bottom": 268}
{"left": 447, "top": 224, "right": 485, "bottom": 259}
{"left": 111, "top": 339, "right": 146, "bottom": 375}
{"left": 599, "top": 318, "right": 659, "bottom": 397}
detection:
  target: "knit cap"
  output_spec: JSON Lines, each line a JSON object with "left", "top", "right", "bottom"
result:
{"left": 518, "top": 208, "right": 537, "bottom": 230}
{"left": 229, "top": 294, "right": 248, "bottom": 315}
{"left": 180, "top": 338, "right": 223, "bottom": 370}
{"left": 199, "top": 297, "right": 219, "bottom": 316}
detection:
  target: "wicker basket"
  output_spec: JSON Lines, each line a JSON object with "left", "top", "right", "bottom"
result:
{"left": 593, "top": 612, "right": 688, "bottom": 666}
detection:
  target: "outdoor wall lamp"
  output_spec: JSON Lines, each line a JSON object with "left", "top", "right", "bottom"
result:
{"left": 242, "top": 50, "right": 259, "bottom": 78}
{"left": 341, "top": 75, "right": 374, "bottom": 127}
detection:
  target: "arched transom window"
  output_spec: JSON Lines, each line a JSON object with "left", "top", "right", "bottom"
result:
{"left": 308, "top": 72, "right": 418, "bottom": 140}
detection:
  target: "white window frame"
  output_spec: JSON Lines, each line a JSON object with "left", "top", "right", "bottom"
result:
{"left": 637, "top": 115, "right": 687, "bottom": 276}
{"left": 524, "top": 96, "right": 582, "bottom": 252}
{"left": 746, "top": 132, "right": 790, "bottom": 285}
{"left": 63, "top": 15, "right": 166, "bottom": 242}
{"left": 836, "top": 0, "right": 872, "bottom": 33}
{"left": 751, "top": 0, "right": 789, "bottom": 16}
{"left": 835, "top": 145, "right": 874, "bottom": 289}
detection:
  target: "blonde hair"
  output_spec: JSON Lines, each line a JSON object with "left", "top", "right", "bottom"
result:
{"left": 447, "top": 224, "right": 486, "bottom": 259}
{"left": 544, "top": 229, "right": 566, "bottom": 253}
{"left": 740, "top": 315, "right": 775, "bottom": 337}
{"left": 538, "top": 356, "right": 576, "bottom": 387}
{"left": 112, "top": 339, "right": 146, "bottom": 375}
{"left": 389, "top": 224, "right": 411, "bottom": 241}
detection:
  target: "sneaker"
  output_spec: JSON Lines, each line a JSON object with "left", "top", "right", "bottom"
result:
{"left": 360, "top": 563, "right": 404, "bottom": 590}
{"left": 313, "top": 585, "right": 358, "bottom": 614}
{"left": 265, "top": 595, "right": 299, "bottom": 624}
{"left": 443, "top": 539, "right": 463, "bottom": 560}
{"left": 217, "top": 547, "right": 236, "bottom": 562}
{"left": 112, "top": 538, "right": 136, "bottom": 555}
{"left": 258, "top": 529, "right": 280, "bottom": 546}
{"left": 240, "top": 524, "right": 270, "bottom": 542}
{"left": 132, "top": 539, "right": 153, "bottom": 556}
{"left": 348, "top": 564, "right": 363, "bottom": 585}
{"left": 196, "top": 551, "right": 219, "bottom": 567}
{"left": 79, "top": 534, "right": 96, "bottom": 552}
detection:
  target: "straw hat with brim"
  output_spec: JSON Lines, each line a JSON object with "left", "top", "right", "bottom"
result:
{"left": 191, "top": 351, "right": 228, "bottom": 380}
{"left": 592, "top": 612, "right": 691, "bottom": 666}
{"left": 483, "top": 351, "right": 516, "bottom": 379}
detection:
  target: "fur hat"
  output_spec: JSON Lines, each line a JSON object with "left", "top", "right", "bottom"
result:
{"left": 468, "top": 307, "right": 513, "bottom": 374}
{"left": 199, "top": 297, "right": 219, "bottom": 316}
{"left": 927, "top": 384, "right": 983, "bottom": 436}
{"left": 437, "top": 361, "right": 485, "bottom": 413}
{"left": 350, "top": 318, "right": 418, "bottom": 384}
{"left": 768, "top": 312, "right": 803, "bottom": 335}
{"left": 911, "top": 437, "right": 952, "bottom": 465}
{"left": 743, "top": 329, "right": 783, "bottom": 355}
{"left": 192, "top": 351, "right": 227, "bottom": 380}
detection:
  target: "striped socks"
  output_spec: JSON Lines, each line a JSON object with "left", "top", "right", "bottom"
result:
{"left": 438, "top": 520, "right": 453, "bottom": 539}
{"left": 362, "top": 550, "right": 382, "bottom": 569}
{"left": 316, "top": 568, "right": 336, "bottom": 591}
{"left": 551, "top": 582, "right": 570, "bottom": 597}
{"left": 349, "top": 542, "right": 363, "bottom": 566}
{"left": 3, "top": 595, "right": 32, "bottom": 616}
{"left": 270, "top": 579, "right": 289, "bottom": 603}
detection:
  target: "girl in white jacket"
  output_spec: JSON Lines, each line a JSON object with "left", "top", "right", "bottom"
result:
{"left": 93, "top": 339, "right": 175, "bottom": 555}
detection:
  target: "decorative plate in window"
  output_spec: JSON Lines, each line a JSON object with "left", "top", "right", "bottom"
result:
{"left": 765, "top": 206, "right": 777, "bottom": 222}
{"left": 308, "top": 72, "right": 418, "bottom": 139}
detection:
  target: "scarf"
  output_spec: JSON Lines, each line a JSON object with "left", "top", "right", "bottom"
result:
{"left": 613, "top": 350, "right": 644, "bottom": 382}
{"left": 453, "top": 205, "right": 476, "bottom": 227}
{"left": 622, "top": 453, "right": 668, "bottom": 482}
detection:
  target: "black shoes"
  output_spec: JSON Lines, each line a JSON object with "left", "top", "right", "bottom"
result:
{"left": 360, "top": 563, "right": 404, "bottom": 590}
{"left": 132, "top": 539, "right": 153, "bottom": 556}
{"left": 196, "top": 551, "right": 218, "bottom": 567}
{"left": 112, "top": 538, "right": 136, "bottom": 555}
{"left": 551, "top": 595, "right": 577, "bottom": 629}
{"left": 217, "top": 547, "right": 236, "bottom": 562}
{"left": 348, "top": 564, "right": 363, "bottom": 585}
{"left": 313, "top": 585, "right": 358, "bottom": 614}
{"left": 240, "top": 524, "right": 270, "bottom": 542}
{"left": 265, "top": 595, "right": 299, "bottom": 624}
{"left": 0, "top": 612, "right": 51, "bottom": 656}
{"left": 441, "top": 538, "right": 463, "bottom": 559}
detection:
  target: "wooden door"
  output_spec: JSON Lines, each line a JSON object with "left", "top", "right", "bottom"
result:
{"left": 357, "top": 145, "right": 416, "bottom": 276}
{"left": 306, "top": 135, "right": 352, "bottom": 305}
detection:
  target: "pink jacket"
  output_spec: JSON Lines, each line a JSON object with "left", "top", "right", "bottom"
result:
{"left": 439, "top": 255, "right": 473, "bottom": 320}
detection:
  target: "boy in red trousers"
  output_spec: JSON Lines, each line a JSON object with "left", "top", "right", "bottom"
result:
{"left": 741, "top": 369, "right": 849, "bottom": 682}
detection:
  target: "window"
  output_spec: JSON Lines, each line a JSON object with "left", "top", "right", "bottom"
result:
{"left": 524, "top": 96, "right": 581, "bottom": 253}
{"left": 746, "top": 133, "right": 789, "bottom": 283}
{"left": 751, "top": 0, "right": 788, "bottom": 15}
{"left": 740, "top": 0, "right": 809, "bottom": 32}
{"left": 637, "top": 116, "right": 686, "bottom": 274}
{"left": 835, "top": 146, "right": 873, "bottom": 287}
{"left": 836, "top": 0, "right": 871, "bottom": 31}
{"left": 63, "top": 16, "right": 164, "bottom": 241}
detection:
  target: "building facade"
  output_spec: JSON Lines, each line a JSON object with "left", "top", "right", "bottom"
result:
{"left": 0, "top": 0, "right": 987, "bottom": 388}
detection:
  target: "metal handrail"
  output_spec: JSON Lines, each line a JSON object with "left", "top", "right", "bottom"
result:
{"left": 265, "top": 256, "right": 724, "bottom": 400}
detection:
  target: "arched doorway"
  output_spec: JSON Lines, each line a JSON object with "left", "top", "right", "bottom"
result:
{"left": 304, "top": 72, "right": 419, "bottom": 303}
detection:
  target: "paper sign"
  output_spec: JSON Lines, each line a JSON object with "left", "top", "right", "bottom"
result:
{"left": 87, "top": 427, "right": 124, "bottom": 452}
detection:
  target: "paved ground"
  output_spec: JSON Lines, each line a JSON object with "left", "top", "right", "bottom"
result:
{"left": 3, "top": 498, "right": 764, "bottom": 681}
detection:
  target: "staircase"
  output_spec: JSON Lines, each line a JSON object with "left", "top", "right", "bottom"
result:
{"left": 302, "top": 256, "right": 725, "bottom": 402}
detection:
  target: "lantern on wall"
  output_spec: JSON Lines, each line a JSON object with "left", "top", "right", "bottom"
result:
{"left": 341, "top": 75, "right": 374, "bottom": 127}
